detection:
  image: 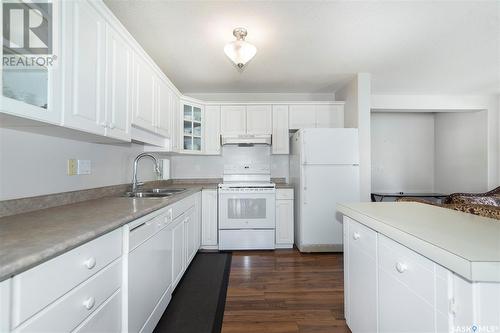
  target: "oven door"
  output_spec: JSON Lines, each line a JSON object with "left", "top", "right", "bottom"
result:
{"left": 218, "top": 191, "right": 275, "bottom": 229}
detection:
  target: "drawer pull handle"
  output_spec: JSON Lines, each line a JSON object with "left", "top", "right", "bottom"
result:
{"left": 395, "top": 262, "right": 408, "bottom": 273}
{"left": 352, "top": 232, "right": 360, "bottom": 240}
{"left": 84, "top": 257, "right": 96, "bottom": 269}
{"left": 83, "top": 297, "right": 95, "bottom": 310}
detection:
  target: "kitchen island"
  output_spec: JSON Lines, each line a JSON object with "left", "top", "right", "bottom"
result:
{"left": 338, "top": 202, "right": 500, "bottom": 333}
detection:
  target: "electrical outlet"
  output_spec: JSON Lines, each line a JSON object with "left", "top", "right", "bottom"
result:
{"left": 67, "top": 159, "right": 77, "bottom": 176}
{"left": 77, "top": 160, "right": 91, "bottom": 175}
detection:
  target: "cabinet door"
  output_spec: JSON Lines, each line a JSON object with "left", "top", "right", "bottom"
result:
{"left": 204, "top": 105, "right": 221, "bottom": 154}
{"left": 220, "top": 105, "right": 246, "bottom": 135}
{"left": 171, "top": 218, "right": 185, "bottom": 290}
{"left": 289, "top": 105, "right": 315, "bottom": 129}
{"left": 184, "top": 208, "right": 197, "bottom": 266}
{"left": 272, "top": 105, "right": 289, "bottom": 154}
{"left": 170, "top": 95, "right": 181, "bottom": 152}
{"left": 2, "top": 1, "right": 62, "bottom": 125}
{"left": 63, "top": 1, "right": 105, "bottom": 135}
{"left": 132, "top": 55, "right": 156, "bottom": 132}
{"left": 378, "top": 235, "right": 436, "bottom": 333}
{"left": 105, "top": 25, "right": 132, "bottom": 141}
{"left": 275, "top": 200, "right": 294, "bottom": 245}
{"left": 347, "top": 218, "right": 378, "bottom": 333}
{"left": 182, "top": 102, "right": 203, "bottom": 152}
{"left": 315, "top": 104, "right": 344, "bottom": 128}
{"left": 246, "top": 105, "right": 272, "bottom": 135}
{"left": 156, "top": 80, "right": 171, "bottom": 137}
{"left": 201, "top": 190, "right": 218, "bottom": 247}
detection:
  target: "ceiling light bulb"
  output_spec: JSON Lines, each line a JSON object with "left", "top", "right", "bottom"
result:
{"left": 224, "top": 27, "right": 257, "bottom": 69}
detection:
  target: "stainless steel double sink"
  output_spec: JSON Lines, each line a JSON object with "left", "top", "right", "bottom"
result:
{"left": 124, "top": 188, "right": 187, "bottom": 198}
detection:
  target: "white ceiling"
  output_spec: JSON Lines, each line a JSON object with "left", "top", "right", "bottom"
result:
{"left": 105, "top": 0, "right": 500, "bottom": 95}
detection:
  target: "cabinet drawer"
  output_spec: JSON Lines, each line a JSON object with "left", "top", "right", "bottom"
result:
{"left": 346, "top": 217, "right": 377, "bottom": 259}
{"left": 12, "top": 229, "right": 122, "bottom": 327}
{"left": 378, "top": 234, "right": 435, "bottom": 304}
{"left": 14, "top": 259, "right": 122, "bottom": 332}
{"left": 276, "top": 189, "right": 293, "bottom": 200}
{"left": 72, "top": 289, "right": 122, "bottom": 333}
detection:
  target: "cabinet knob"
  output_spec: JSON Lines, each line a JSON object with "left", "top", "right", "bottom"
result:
{"left": 84, "top": 257, "right": 96, "bottom": 269}
{"left": 100, "top": 121, "right": 108, "bottom": 128}
{"left": 352, "top": 232, "right": 360, "bottom": 240}
{"left": 83, "top": 297, "right": 95, "bottom": 310}
{"left": 395, "top": 262, "right": 408, "bottom": 273}
{"left": 109, "top": 123, "right": 115, "bottom": 129}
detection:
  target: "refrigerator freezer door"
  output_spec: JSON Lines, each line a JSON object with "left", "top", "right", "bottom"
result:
{"left": 300, "top": 164, "right": 359, "bottom": 248}
{"left": 302, "top": 128, "right": 359, "bottom": 165}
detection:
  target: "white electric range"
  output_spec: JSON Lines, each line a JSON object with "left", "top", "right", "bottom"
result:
{"left": 218, "top": 164, "right": 276, "bottom": 250}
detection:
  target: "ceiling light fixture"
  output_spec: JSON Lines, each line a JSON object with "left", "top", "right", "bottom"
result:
{"left": 224, "top": 27, "right": 257, "bottom": 70}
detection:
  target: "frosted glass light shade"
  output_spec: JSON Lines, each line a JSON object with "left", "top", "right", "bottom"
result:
{"left": 224, "top": 40, "right": 257, "bottom": 69}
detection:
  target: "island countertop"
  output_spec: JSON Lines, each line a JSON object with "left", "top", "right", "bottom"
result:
{"left": 337, "top": 202, "right": 500, "bottom": 282}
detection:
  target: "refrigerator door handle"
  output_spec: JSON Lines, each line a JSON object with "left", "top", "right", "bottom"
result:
{"left": 303, "top": 169, "right": 307, "bottom": 204}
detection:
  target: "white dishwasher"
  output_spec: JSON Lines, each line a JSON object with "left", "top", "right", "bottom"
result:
{"left": 128, "top": 209, "right": 173, "bottom": 333}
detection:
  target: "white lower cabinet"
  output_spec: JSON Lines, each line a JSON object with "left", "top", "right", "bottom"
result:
{"left": 1, "top": 192, "right": 203, "bottom": 333}
{"left": 13, "top": 259, "right": 122, "bottom": 333}
{"left": 275, "top": 189, "right": 294, "bottom": 248}
{"left": 171, "top": 214, "right": 186, "bottom": 290}
{"left": 344, "top": 217, "right": 378, "bottom": 333}
{"left": 344, "top": 216, "right": 500, "bottom": 333}
{"left": 201, "top": 189, "right": 218, "bottom": 249}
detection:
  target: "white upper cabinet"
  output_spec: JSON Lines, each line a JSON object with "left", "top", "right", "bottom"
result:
{"left": 156, "top": 79, "right": 172, "bottom": 138}
{"left": 204, "top": 105, "right": 221, "bottom": 155}
{"left": 289, "top": 104, "right": 344, "bottom": 130}
{"left": 170, "top": 95, "right": 181, "bottom": 152}
{"left": 132, "top": 55, "right": 156, "bottom": 133}
{"left": 181, "top": 101, "right": 203, "bottom": 153}
{"left": 272, "top": 105, "right": 289, "bottom": 154}
{"left": 104, "top": 24, "right": 132, "bottom": 141}
{"left": 315, "top": 104, "right": 344, "bottom": 128}
{"left": 63, "top": 1, "right": 106, "bottom": 135}
{"left": 1, "top": 1, "right": 62, "bottom": 125}
{"left": 289, "top": 105, "right": 315, "bottom": 129}
{"left": 220, "top": 105, "right": 246, "bottom": 135}
{"left": 246, "top": 105, "right": 272, "bottom": 135}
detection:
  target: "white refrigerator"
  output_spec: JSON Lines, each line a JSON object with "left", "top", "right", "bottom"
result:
{"left": 289, "top": 128, "right": 360, "bottom": 252}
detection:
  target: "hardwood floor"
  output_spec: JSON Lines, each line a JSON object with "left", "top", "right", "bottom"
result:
{"left": 221, "top": 249, "right": 350, "bottom": 333}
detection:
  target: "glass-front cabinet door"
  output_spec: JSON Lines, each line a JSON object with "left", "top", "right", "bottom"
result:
{"left": 182, "top": 102, "right": 203, "bottom": 153}
{"left": 1, "top": 0, "right": 62, "bottom": 125}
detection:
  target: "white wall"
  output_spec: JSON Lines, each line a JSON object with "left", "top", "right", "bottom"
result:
{"left": 434, "top": 111, "right": 488, "bottom": 193}
{"left": 171, "top": 145, "right": 289, "bottom": 180}
{"left": 371, "top": 112, "right": 435, "bottom": 193}
{"left": 0, "top": 127, "right": 155, "bottom": 200}
{"left": 336, "top": 73, "right": 372, "bottom": 201}
{"left": 372, "top": 94, "right": 499, "bottom": 189}
{"left": 184, "top": 92, "right": 335, "bottom": 102}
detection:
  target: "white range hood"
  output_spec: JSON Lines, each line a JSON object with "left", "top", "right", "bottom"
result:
{"left": 221, "top": 134, "right": 272, "bottom": 146}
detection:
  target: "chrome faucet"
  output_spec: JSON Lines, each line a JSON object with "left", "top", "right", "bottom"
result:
{"left": 132, "top": 153, "right": 160, "bottom": 193}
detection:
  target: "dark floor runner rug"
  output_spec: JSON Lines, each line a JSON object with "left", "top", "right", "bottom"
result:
{"left": 154, "top": 252, "right": 232, "bottom": 333}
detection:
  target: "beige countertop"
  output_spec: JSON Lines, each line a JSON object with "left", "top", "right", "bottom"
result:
{"left": 0, "top": 184, "right": 209, "bottom": 282}
{"left": 338, "top": 202, "right": 500, "bottom": 282}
